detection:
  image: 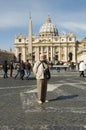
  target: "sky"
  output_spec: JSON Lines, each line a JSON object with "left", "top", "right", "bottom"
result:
{"left": 0, "top": 0, "right": 86, "bottom": 51}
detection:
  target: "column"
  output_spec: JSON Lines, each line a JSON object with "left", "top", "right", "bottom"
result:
{"left": 73, "top": 46, "right": 76, "bottom": 62}
{"left": 59, "top": 45, "right": 61, "bottom": 61}
{"left": 65, "top": 44, "right": 68, "bottom": 61}
{"left": 46, "top": 46, "right": 49, "bottom": 60}
{"left": 51, "top": 46, "right": 53, "bottom": 61}
{"left": 15, "top": 48, "right": 19, "bottom": 61}
{"left": 22, "top": 47, "right": 26, "bottom": 62}
{"left": 35, "top": 47, "right": 39, "bottom": 61}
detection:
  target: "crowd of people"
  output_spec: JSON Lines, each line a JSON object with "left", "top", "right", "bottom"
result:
{"left": 1, "top": 59, "right": 86, "bottom": 79}
{"left": 2, "top": 59, "right": 32, "bottom": 80}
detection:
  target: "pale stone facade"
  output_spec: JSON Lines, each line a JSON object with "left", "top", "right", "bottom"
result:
{"left": 14, "top": 16, "right": 77, "bottom": 64}
{"left": 77, "top": 38, "right": 86, "bottom": 64}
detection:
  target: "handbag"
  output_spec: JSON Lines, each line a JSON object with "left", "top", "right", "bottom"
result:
{"left": 44, "top": 68, "right": 51, "bottom": 79}
{"left": 42, "top": 63, "right": 51, "bottom": 79}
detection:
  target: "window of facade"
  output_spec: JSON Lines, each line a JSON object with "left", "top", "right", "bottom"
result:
{"left": 39, "top": 47, "right": 41, "bottom": 51}
{"left": 69, "top": 52, "right": 73, "bottom": 61}
{"left": 49, "top": 57, "right": 51, "bottom": 61}
{"left": 61, "top": 39, "right": 64, "bottom": 41}
{"left": 43, "top": 47, "right": 46, "bottom": 52}
{"left": 69, "top": 37, "right": 72, "bottom": 41}
{"left": 55, "top": 55, "right": 58, "bottom": 60}
{"left": 48, "top": 46, "right": 50, "bottom": 51}
{"left": 19, "top": 39, "right": 21, "bottom": 42}
{"left": 55, "top": 47, "right": 58, "bottom": 51}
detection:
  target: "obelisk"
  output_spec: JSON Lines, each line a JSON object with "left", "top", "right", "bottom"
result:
{"left": 28, "top": 16, "right": 32, "bottom": 63}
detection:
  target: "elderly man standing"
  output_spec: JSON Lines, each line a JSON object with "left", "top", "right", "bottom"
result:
{"left": 33, "top": 53, "right": 50, "bottom": 104}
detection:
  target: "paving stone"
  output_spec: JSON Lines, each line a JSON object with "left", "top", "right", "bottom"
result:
{"left": 0, "top": 71, "right": 86, "bottom": 129}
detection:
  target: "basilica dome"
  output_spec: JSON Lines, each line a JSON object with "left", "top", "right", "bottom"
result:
{"left": 39, "top": 16, "right": 58, "bottom": 36}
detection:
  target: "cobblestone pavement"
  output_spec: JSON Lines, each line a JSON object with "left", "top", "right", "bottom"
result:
{"left": 0, "top": 70, "right": 86, "bottom": 130}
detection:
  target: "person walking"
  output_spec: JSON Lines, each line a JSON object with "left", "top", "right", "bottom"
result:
{"left": 79, "top": 60, "right": 86, "bottom": 77}
{"left": 33, "top": 53, "right": 50, "bottom": 104}
{"left": 14, "top": 63, "right": 21, "bottom": 79}
{"left": 25, "top": 59, "right": 31, "bottom": 80}
{"left": 9, "top": 61, "right": 14, "bottom": 77}
{"left": 20, "top": 60, "right": 25, "bottom": 80}
{"left": 2, "top": 60, "right": 8, "bottom": 78}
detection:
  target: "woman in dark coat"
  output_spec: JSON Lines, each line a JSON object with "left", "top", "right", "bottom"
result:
{"left": 3, "top": 60, "right": 8, "bottom": 78}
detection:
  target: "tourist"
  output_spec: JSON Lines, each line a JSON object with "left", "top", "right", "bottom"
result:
{"left": 25, "top": 59, "right": 31, "bottom": 80}
{"left": 33, "top": 53, "right": 50, "bottom": 104}
{"left": 14, "top": 63, "right": 21, "bottom": 79}
{"left": 9, "top": 61, "right": 14, "bottom": 77}
{"left": 79, "top": 60, "right": 86, "bottom": 77}
{"left": 2, "top": 60, "right": 8, "bottom": 78}
{"left": 20, "top": 60, "right": 25, "bottom": 80}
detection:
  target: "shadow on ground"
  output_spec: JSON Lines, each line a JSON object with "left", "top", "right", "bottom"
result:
{"left": 49, "top": 94, "right": 78, "bottom": 102}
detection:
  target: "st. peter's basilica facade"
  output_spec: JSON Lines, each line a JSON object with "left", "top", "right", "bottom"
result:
{"left": 14, "top": 16, "right": 86, "bottom": 64}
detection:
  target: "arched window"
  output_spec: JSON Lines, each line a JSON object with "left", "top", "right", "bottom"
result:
{"left": 54, "top": 55, "right": 58, "bottom": 60}
{"left": 69, "top": 52, "right": 72, "bottom": 61}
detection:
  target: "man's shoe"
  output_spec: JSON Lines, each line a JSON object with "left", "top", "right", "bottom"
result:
{"left": 37, "top": 100, "right": 43, "bottom": 104}
{"left": 45, "top": 100, "right": 48, "bottom": 103}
